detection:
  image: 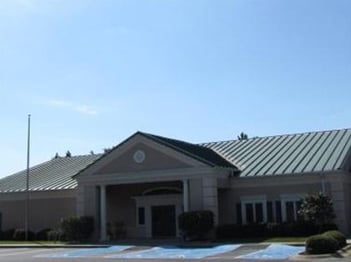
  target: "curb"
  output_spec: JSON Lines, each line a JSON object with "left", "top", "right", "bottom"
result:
{"left": 290, "top": 244, "right": 351, "bottom": 260}
{"left": 0, "top": 244, "right": 111, "bottom": 249}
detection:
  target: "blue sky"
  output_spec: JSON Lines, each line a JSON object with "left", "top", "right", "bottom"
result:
{"left": 0, "top": 0, "right": 350, "bottom": 177}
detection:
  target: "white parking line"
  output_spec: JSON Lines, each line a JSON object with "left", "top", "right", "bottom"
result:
{"left": 0, "top": 248, "right": 52, "bottom": 257}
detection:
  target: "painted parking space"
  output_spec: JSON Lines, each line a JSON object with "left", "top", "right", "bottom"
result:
{"left": 0, "top": 243, "right": 304, "bottom": 260}
{"left": 236, "top": 244, "right": 304, "bottom": 260}
{"left": 36, "top": 245, "right": 133, "bottom": 258}
{"left": 0, "top": 248, "right": 56, "bottom": 257}
{"left": 107, "top": 244, "right": 241, "bottom": 259}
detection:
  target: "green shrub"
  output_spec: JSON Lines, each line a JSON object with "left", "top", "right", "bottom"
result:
{"left": 60, "top": 216, "right": 94, "bottom": 241}
{"left": 216, "top": 224, "right": 243, "bottom": 239}
{"left": 0, "top": 229, "right": 15, "bottom": 240}
{"left": 12, "top": 229, "right": 35, "bottom": 241}
{"left": 319, "top": 223, "right": 338, "bottom": 232}
{"left": 178, "top": 210, "right": 214, "bottom": 240}
{"left": 108, "top": 221, "right": 126, "bottom": 240}
{"left": 243, "top": 224, "right": 266, "bottom": 237}
{"left": 79, "top": 216, "right": 94, "bottom": 239}
{"left": 305, "top": 234, "right": 338, "bottom": 254}
{"left": 323, "top": 230, "right": 347, "bottom": 249}
{"left": 36, "top": 228, "right": 52, "bottom": 241}
{"left": 215, "top": 222, "right": 339, "bottom": 240}
{"left": 47, "top": 229, "right": 62, "bottom": 241}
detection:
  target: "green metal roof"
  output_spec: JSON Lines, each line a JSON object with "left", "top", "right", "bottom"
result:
{"left": 0, "top": 155, "right": 101, "bottom": 193}
{"left": 140, "top": 132, "right": 237, "bottom": 169}
{"left": 201, "top": 128, "right": 351, "bottom": 176}
{"left": 1, "top": 128, "right": 350, "bottom": 193}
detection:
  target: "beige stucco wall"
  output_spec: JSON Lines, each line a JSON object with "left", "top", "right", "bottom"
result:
{"left": 218, "top": 182, "right": 322, "bottom": 224}
{"left": 343, "top": 183, "right": 351, "bottom": 233}
{"left": 189, "top": 178, "right": 203, "bottom": 210}
{"left": 217, "top": 172, "right": 351, "bottom": 235}
{"left": 97, "top": 143, "right": 191, "bottom": 174}
{"left": 0, "top": 190, "right": 76, "bottom": 232}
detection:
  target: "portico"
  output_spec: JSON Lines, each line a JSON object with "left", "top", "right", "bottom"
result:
{"left": 74, "top": 132, "right": 235, "bottom": 240}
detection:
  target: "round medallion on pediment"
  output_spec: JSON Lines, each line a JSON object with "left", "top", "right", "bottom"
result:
{"left": 133, "top": 150, "right": 146, "bottom": 164}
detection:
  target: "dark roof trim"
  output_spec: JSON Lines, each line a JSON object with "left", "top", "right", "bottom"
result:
{"left": 140, "top": 132, "right": 237, "bottom": 169}
{"left": 74, "top": 131, "right": 237, "bottom": 178}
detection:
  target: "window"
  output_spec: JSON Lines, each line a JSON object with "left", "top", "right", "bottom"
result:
{"left": 138, "top": 207, "right": 145, "bottom": 225}
{"left": 245, "top": 203, "right": 254, "bottom": 223}
{"left": 236, "top": 203, "right": 242, "bottom": 224}
{"left": 255, "top": 203, "right": 263, "bottom": 223}
{"left": 281, "top": 194, "right": 303, "bottom": 222}
{"left": 267, "top": 201, "right": 274, "bottom": 223}
{"left": 240, "top": 196, "right": 267, "bottom": 224}
{"left": 275, "top": 201, "right": 282, "bottom": 223}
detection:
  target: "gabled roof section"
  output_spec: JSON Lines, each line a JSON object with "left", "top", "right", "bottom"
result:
{"left": 201, "top": 128, "right": 351, "bottom": 177}
{"left": 0, "top": 154, "right": 101, "bottom": 193}
{"left": 139, "top": 132, "right": 237, "bottom": 169}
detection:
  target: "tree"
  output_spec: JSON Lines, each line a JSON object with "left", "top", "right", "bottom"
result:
{"left": 298, "top": 192, "right": 336, "bottom": 226}
{"left": 237, "top": 132, "right": 248, "bottom": 141}
{"left": 103, "top": 148, "right": 112, "bottom": 153}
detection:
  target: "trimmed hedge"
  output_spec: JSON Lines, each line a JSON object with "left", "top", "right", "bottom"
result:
{"left": 305, "top": 234, "right": 339, "bottom": 254}
{"left": 0, "top": 229, "right": 15, "bottom": 240}
{"left": 47, "top": 229, "right": 62, "bottom": 241}
{"left": 178, "top": 210, "right": 214, "bottom": 240}
{"left": 215, "top": 222, "right": 338, "bottom": 239}
{"left": 323, "top": 230, "right": 347, "bottom": 249}
{"left": 12, "top": 229, "right": 35, "bottom": 241}
{"left": 60, "top": 216, "right": 94, "bottom": 241}
{"left": 36, "top": 228, "right": 52, "bottom": 241}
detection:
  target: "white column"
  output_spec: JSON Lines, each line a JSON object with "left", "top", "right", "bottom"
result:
{"left": 202, "top": 177, "right": 218, "bottom": 225}
{"left": 183, "top": 179, "right": 189, "bottom": 212}
{"left": 100, "top": 185, "right": 107, "bottom": 242}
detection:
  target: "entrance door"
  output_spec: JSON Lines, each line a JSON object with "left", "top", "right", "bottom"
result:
{"left": 151, "top": 205, "right": 176, "bottom": 238}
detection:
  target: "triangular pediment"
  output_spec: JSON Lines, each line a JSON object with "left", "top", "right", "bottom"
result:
{"left": 78, "top": 132, "right": 211, "bottom": 177}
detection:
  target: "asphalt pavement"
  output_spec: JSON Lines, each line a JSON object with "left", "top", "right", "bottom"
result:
{"left": 0, "top": 243, "right": 349, "bottom": 262}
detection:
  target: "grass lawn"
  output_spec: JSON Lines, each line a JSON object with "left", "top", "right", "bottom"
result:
{"left": 263, "top": 237, "right": 307, "bottom": 243}
{"left": 214, "top": 237, "right": 307, "bottom": 244}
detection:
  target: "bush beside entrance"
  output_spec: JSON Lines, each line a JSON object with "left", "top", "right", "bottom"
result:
{"left": 178, "top": 210, "right": 214, "bottom": 240}
{"left": 60, "top": 216, "right": 94, "bottom": 242}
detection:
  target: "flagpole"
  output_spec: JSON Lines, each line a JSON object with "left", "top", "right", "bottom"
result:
{"left": 25, "top": 114, "right": 31, "bottom": 241}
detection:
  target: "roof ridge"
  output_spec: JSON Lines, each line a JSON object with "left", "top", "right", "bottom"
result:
{"left": 198, "top": 127, "right": 351, "bottom": 145}
{"left": 0, "top": 154, "right": 101, "bottom": 182}
{"left": 55, "top": 153, "right": 103, "bottom": 158}
{"left": 140, "top": 132, "right": 236, "bottom": 168}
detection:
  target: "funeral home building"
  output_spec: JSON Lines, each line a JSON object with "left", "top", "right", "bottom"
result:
{"left": 0, "top": 128, "right": 351, "bottom": 240}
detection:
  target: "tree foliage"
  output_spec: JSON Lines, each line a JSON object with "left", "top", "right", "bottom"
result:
{"left": 298, "top": 192, "right": 336, "bottom": 226}
{"left": 237, "top": 132, "right": 248, "bottom": 141}
{"left": 178, "top": 210, "right": 214, "bottom": 240}
{"left": 60, "top": 216, "right": 94, "bottom": 241}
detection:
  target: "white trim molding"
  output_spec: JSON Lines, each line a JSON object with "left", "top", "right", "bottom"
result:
{"left": 280, "top": 193, "right": 305, "bottom": 222}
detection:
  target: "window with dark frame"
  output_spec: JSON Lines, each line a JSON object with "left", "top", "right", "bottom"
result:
{"left": 245, "top": 203, "right": 254, "bottom": 223}
{"left": 138, "top": 207, "right": 145, "bottom": 225}
{"left": 255, "top": 203, "right": 263, "bottom": 223}
{"left": 267, "top": 201, "right": 274, "bottom": 222}
{"left": 275, "top": 200, "right": 282, "bottom": 223}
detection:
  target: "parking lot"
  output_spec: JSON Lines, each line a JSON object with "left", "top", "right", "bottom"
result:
{"left": 0, "top": 244, "right": 305, "bottom": 262}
